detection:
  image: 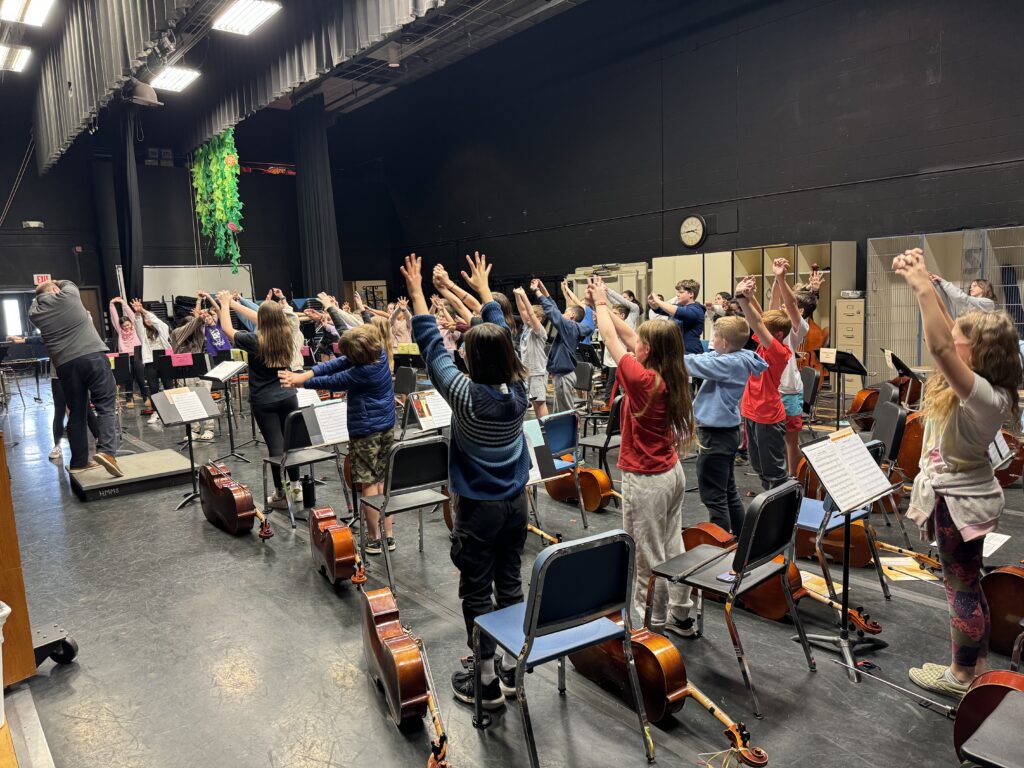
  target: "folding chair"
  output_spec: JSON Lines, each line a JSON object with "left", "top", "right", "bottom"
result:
{"left": 360, "top": 436, "right": 450, "bottom": 592}
{"left": 848, "top": 381, "right": 898, "bottom": 432}
{"left": 572, "top": 361, "right": 602, "bottom": 436}
{"left": 651, "top": 480, "right": 815, "bottom": 717}
{"left": 539, "top": 410, "right": 589, "bottom": 528}
{"left": 262, "top": 409, "right": 346, "bottom": 528}
{"left": 577, "top": 395, "right": 622, "bottom": 504}
{"left": 800, "top": 366, "right": 821, "bottom": 438}
{"left": 472, "top": 529, "right": 655, "bottom": 767}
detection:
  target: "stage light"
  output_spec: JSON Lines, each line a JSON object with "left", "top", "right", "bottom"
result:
{"left": 150, "top": 66, "right": 201, "bottom": 92}
{"left": 0, "top": 44, "right": 31, "bottom": 72}
{"left": 0, "top": 0, "right": 56, "bottom": 26}
{"left": 387, "top": 44, "right": 401, "bottom": 68}
{"left": 212, "top": 0, "right": 281, "bottom": 36}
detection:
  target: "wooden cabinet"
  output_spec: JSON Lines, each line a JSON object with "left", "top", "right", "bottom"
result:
{"left": 1, "top": 435, "right": 36, "bottom": 689}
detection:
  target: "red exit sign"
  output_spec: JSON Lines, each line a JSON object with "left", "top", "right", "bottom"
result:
{"left": 33, "top": 273, "right": 52, "bottom": 285}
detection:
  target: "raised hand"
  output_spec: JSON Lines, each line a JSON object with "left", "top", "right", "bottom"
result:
{"left": 589, "top": 276, "right": 608, "bottom": 305}
{"left": 191, "top": 306, "right": 202, "bottom": 318}
{"left": 317, "top": 291, "right": 336, "bottom": 308}
{"left": 112, "top": 296, "right": 124, "bottom": 304}
{"left": 353, "top": 291, "right": 365, "bottom": 309}
{"left": 512, "top": 286, "right": 528, "bottom": 300}
{"left": 735, "top": 276, "right": 756, "bottom": 298}
{"left": 808, "top": 268, "right": 826, "bottom": 291}
{"left": 772, "top": 258, "right": 789, "bottom": 278}
{"left": 400, "top": 254, "right": 429, "bottom": 316}
{"left": 531, "top": 278, "right": 548, "bottom": 297}
{"left": 265, "top": 288, "right": 275, "bottom": 303}
{"left": 927, "top": 271, "right": 943, "bottom": 284}
{"left": 340, "top": 300, "right": 350, "bottom": 312}
{"left": 130, "top": 298, "right": 144, "bottom": 312}
{"left": 231, "top": 291, "right": 241, "bottom": 302}
{"left": 272, "top": 288, "right": 285, "bottom": 301}
{"left": 892, "top": 248, "right": 931, "bottom": 290}
{"left": 216, "top": 290, "right": 232, "bottom": 307}
{"left": 397, "top": 296, "right": 410, "bottom": 311}
{"left": 460, "top": 251, "right": 492, "bottom": 296}
{"left": 432, "top": 264, "right": 453, "bottom": 290}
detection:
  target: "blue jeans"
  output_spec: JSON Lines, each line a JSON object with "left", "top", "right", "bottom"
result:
{"left": 57, "top": 352, "right": 119, "bottom": 468}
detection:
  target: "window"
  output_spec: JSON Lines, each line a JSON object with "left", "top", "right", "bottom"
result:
{"left": 3, "top": 298, "right": 23, "bottom": 337}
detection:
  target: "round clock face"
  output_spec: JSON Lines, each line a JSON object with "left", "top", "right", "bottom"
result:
{"left": 680, "top": 215, "right": 706, "bottom": 248}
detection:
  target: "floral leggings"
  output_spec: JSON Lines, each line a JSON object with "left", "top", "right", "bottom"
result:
{"left": 934, "top": 497, "right": 990, "bottom": 667}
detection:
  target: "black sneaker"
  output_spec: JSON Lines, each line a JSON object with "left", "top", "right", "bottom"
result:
{"left": 365, "top": 539, "right": 383, "bottom": 555}
{"left": 451, "top": 669, "right": 504, "bottom": 710}
{"left": 494, "top": 655, "right": 517, "bottom": 698}
{"left": 386, "top": 536, "right": 397, "bottom": 552}
{"left": 664, "top": 615, "right": 697, "bottom": 638}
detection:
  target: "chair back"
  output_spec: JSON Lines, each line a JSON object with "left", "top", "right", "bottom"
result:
{"left": 605, "top": 395, "right": 624, "bottom": 437}
{"left": 870, "top": 402, "right": 906, "bottom": 463}
{"left": 731, "top": 480, "right": 802, "bottom": 576}
{"left": 800, "top": 366, "right": 821, "bottom": 412}
{"left": 540, "top": 411, "right": 579, "bottom": 458}
{"left": 523, "top": 530, "right": 635, "bottom": 638}
{"left": 394, "top": 366, "right": 417, "bottom": 396}
{"left": 574, "top": 361, "right": 594, "bottom": 392}
{"left": 875, "top": 381, "right": 899, "bottom": 413}
{"left": 384, "top": 435, "right": 449, "bottom": 495}
{"left": 282, "top": 409, "right": 314, "bottom": 451}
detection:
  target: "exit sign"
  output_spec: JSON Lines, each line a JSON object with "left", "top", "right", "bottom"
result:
{"left": 33, "top": 274, "right": 51, "bottom": 285}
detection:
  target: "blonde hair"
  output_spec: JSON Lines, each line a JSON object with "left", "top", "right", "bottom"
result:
{"left": 923, "top": 311, "right": 1022, "bottom": 429}
{"left": 713, "top": 315, "right": 750, "bottom": 351}
{"left": 761, "top": 309, "right": 792, "bottom": 339}
{"left": 256, "top": 301, "right": 294, "bottom": 369}
{"left": 370, "top": 316, "right": 394, "bottom": 372}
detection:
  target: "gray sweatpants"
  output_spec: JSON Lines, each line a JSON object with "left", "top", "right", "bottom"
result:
{"left": 552, "top": 371, "right": 578, "bottom": 413}
{"left": 621, "top": 462, "right": 693, "bottom": 630}
{"left": 744, "top": 418, "right": 788, "bottom": 490}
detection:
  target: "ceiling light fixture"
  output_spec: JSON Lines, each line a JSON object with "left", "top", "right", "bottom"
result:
{"left": 150, "top": 66, "right": 201, "bottom": 92}
{"left": 387, "top": 44, "right": 401, "bottom": 69}
{"left": 0, "top": 44, "right": 31, "bottom": 72}
{"left": 0, "top": 0, "right": 56, "bottom": 26}
{"left": 212, "top": 0, "right": 281, "bottom": 36}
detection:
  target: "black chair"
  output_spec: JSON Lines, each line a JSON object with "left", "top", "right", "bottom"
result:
{"left": 800, "top": 366, "right": 821, "bottom": 438}
{"left": 577, "top": 395, "right": 623, "bottom": 502}
{"left": 573, "top": 361, "right": 603, "bottom": 436}
{"left": 360, "top": 436, "right": 450, "bottom": 592}
{"left": 650, "top": 480, "right": 815, "bottom": 717}
{"left": 393, "top": 366, "right": 420, "bottom": 439}
{"left": 262, "top": 409, "right": 345, "bottom": 529}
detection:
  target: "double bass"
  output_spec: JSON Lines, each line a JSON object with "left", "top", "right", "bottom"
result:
{"left": 982, "top": 561, "right": 1024, "bottom": 657}
{"left": 568, "top": 569, "right": 768, "bottom": 764}
{"left": 308, "top": 506, "right": 364, "bottom": 585}
{"left": 198, "top": 462, "right": 273, "bottom": 540}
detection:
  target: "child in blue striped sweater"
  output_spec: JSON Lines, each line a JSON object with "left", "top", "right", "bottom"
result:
{"left": 401, "top": 251, "right": 530, "bottom": 712}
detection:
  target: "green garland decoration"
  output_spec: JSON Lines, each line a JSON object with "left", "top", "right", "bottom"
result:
{"left": 191, "top": 128, "right": 244, "bottom": 272}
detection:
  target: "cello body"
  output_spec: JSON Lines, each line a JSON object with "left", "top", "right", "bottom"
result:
{"left": 801, "top": 317, "right": 829, "bottom": 383}
{"left": 360, "top": 587, "right": 429, "bottom": 726}
{"left": 545, "top": 466, "right": 615, "bottom": 513}
{"left": 982, "top": 564, "right": 1024, "bottom": 657}
{"left": 199, "top": 461, "right": 257, "bottom": 535}
{"left": 308, "top": 506, "right": 359, "bottom": 585}
{"left": 953, "top": 669, "right": 1024, "bottom": 760}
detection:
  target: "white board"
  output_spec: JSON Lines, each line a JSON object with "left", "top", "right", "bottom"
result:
{"left": 116, "top": 264, "right": 255, "bottom": 303}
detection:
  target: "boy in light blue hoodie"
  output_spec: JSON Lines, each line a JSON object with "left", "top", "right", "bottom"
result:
{"left": 684, "top": 315, "right": 769, "bottom": 533}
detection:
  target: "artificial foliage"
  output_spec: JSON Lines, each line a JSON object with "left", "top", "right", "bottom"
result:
{"left": 191, "top": 128, "right": 244, "bottom": 272}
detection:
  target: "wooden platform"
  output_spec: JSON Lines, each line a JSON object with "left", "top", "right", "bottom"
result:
{"left": 68, "top": 450, "right": 192, "bottom": 502}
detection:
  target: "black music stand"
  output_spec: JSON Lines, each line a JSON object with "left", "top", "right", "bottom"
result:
{"left": 881, "top": 347, "right": 924, "bottom": 408}
{"left": 203, "top": 360, "right": 248, "bottom": 463}
{"left": 821, "top": 350, "right": 867, "bottom": 431}
{"left": 152, "top": 388, "right": 221, "bottom": 510}
{"left": 108, "top": 353, "right": 134, "bottom": 437}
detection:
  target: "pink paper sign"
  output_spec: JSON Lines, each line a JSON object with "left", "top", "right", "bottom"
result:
{"left": 171, "top": 353, "right": 194, "bottom": 367}
{"left": 301, "top": 346, "right": 311, "bottom": 357}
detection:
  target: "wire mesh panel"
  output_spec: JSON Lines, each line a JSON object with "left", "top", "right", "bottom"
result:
{"left": 983, "top": 227, "right": 1024, "bottom": 336}
{"left": 866, "top": 234, "right": 925, "bottom": 386}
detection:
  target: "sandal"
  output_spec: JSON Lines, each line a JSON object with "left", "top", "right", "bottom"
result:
{"left": 908, "top": 663, "right": 970, "bottom": 699}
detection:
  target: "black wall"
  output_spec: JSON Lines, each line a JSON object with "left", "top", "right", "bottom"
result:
{"left": 329, "top": 0, "right": 1024, "bottom": 289}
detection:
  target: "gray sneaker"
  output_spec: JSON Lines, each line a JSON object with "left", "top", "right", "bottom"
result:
{"left": 494, "top": 655, "right": 517, "bottom": 697}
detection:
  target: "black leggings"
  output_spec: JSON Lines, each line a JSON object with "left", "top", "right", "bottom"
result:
{"left": 51, "top": 377, "right": 99, "bottom": 445}
{"left": 143, "top": 361, "right": 172, "bottom": 400}
{"left": 122, "top": 356, "right": 150, "bottom": 400}
{"left": 252, "top": 394, "right": 301, "bottom": 489}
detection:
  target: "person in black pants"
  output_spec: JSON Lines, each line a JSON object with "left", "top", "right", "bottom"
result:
{"left": 216, "top": 291, "right": 301, "bottom": 509}
{"left": 49, "top": 374, "right": 100, "bottom": 461}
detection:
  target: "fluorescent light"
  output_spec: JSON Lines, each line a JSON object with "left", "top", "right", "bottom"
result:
{"left": 0, "top": 44, "right": 31, "bottom": 72}
{"left": 212, "top": 0, "right": 281, "bottom": 35}
{"left": 150, "top": 66, "right": 201, "bottom": 92}
{"left": 0, "top": 0, "right": 56, "bottom": 26}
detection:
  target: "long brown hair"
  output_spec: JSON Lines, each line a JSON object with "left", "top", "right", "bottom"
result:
{"left": 370, "top": 316, "right": 394, "bottom": 372}
{"left": 492, "top": 291, "right": 518, "bottom": 336}
{"left": 256, "top": 301, "right": 294, "bottom": 368}
{"left": 635, "top": 320, "right": 693, "bottom": 451}
{"left": 464, "top": 323, "right": 527, "bottom": 385}
{"left": 923, "top": 310, "right": 1021, "bottom": 429}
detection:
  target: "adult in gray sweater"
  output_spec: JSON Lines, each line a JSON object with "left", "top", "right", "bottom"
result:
{"left": 929, "top": 272, "right": 996, "bottom": 317}
{"left": 29, "top": 281, "right": 122, "bottom": 476}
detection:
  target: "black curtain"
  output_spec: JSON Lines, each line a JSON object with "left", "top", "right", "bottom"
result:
{"left": 291, "top": 95, "right": 343, "bottom": 297}
{"left": 111, "top": 101, "right": 144, "bottom": 301}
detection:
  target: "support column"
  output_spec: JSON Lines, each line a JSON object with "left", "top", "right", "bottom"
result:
{"left": 110, "top": 100, "right": 144, "bottom": 300}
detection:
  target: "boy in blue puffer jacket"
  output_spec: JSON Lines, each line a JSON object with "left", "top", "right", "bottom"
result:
{"left": 279, "top": 324, "right": 396, "bottom": 554}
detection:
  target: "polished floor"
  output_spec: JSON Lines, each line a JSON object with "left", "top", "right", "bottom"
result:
{"left": 3, "top": 380, "right": 1021, "bottom": 768}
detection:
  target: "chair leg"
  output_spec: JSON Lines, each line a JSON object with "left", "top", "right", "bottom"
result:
{"left": 695, "top": 589, "right": 705, "bottom": 637}
{"left": 557, "top": 656, "right": 566, "bottom": 695}
{"left": 814, "top": 533, "right": 840, "bottom": 601}
{"left": 623, "top": 633, "right": 656, "bottom": 763}
{"left": 380, "top": 515, "right": 397, "bottom": 594}
{"left": 418, "top": 508, "right": 424, "bottom": 554}
{"left": 573, "top": 465, "right": 589, "bottom": 529}
{"left": 514, "top": 660, "right": 541, "bottom": 768}
{"left": 864, "top": 525, "right": 892, "bottom": 600}
{"left": 472, "top": 627, "right": 490, "bottom": 729}
{"left": 724, "top": 596, "right": 762, "bottom": 718}
{"left": 782, "top": 573, "right": 816, "bottom": 672}
{"left": 528, "top": 486, "right": 544, "bottom": 530}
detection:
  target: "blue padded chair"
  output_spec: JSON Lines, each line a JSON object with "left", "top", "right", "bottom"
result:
{"left": 651, "top": 480, "right": 815, "bottom": 717}
{"left": 472, "top": 529, "right": 655, "bottom": 767}
{"left": 577, "top": 395, "right": 623, "bottom": 505}
{"left": 797, "top": 438, "right": 894, "bottom": 602}
{"left": 539, "top": 410, "right": 589, "bottom": 528}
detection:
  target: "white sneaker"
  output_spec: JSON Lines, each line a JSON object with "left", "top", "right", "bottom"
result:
{"left": 196, "top": 430, "right": 215, "bottom": 441}
{"left": 268, "top": 489, "right": 290, "bottom": 510}
{"left": 147, "top": 413, "right": 161, "bottom": 426}
{"left": 48, "top": 444, "right": 63, "bottom": 460}
{"left": 289, "top": 483, "right": 304, "bottom": 508}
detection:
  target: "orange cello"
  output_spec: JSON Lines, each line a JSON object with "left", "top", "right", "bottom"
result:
{"left": 982, "top": 561, "right": 1024, "bottom": 657}
{"left": 308, "top": 505, "right": 365, "bottom": 586}
{"left": 545, "top": 463, "right": 619, "bottom": 513}
{"left": 953, "top": 668, "right": 1024, "bottom": 761}
{"left": 198, "top": 461, "right": 273, "bottom": 540}
{"left": 682, "top": 522, "right": 882, "bottom": 635}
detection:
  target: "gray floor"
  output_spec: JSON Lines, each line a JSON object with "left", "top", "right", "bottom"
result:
{"left": 3, "top": 380, "right": 1022, "bottom": 768}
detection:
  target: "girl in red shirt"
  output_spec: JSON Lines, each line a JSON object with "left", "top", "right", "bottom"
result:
{"left": 589, "top": 277, "right": 696, "bottom": 636}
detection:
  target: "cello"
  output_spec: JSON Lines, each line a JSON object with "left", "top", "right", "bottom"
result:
{"left": 683, "top": 522, "right": 882, "bottom": 635}
{"left": 198, "top": 462, "right": 273, "bottom": 540}
{"left": 308, "top": 506, "right": 364, "bottom": 585}
{"left": 982, "top": 561, "right": 1024, "bottom": 657}
{"left": 545, "top": 463, "right": 619, "bottom": 513}
{"left": 953, "top": 665, "right": 1024, "bottom": 761}
{"left": 568, "top": 572, "right": 768, "bottom": 764}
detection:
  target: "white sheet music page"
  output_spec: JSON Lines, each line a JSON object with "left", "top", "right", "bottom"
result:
{"left": 423, "top": 392, "right": 452, "bottom": 429}
{"left": 315, "top": 401, "right": 349, "bottom": 445}
{"left": 527, "top": 443, "right": 542, "bottom": 484}
{"left": 294, "top": 388, "right": 322, "bottom": 408}
{"left": 173, "top": 391, "right": 208, "bottom": 423}
{"left": 801, "top": 428, "right": 891, "bottom": 513}
{"left": 205, "top": 360, "right": 246, "bottom": 382}
{"left": 987, "top": 431, "right": 1012, "bottom": 470}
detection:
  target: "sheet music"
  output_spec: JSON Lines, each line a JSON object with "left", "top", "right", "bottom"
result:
{"left": 204, "top": 360, "right": 246, "bottom": 382}
{"left": 988, "top": 431, "right": 1012, "bottom": 470}
{"left": 173, "top": 391, "right": 208, "bottom": 422}
{"left": 982, "top": 532, "right": 1010, "bottom": 558}
{"left": 819, "top": 347, "right": 837, "bottom": 365}
{"left": 801, "top": 428, "right": 892, "bottom": 513}
{"left": 314, "top": 401, "right": 349, "bottom": 445}
{"left": 883, "top": 349, "right": 895, "bottom": 371}
{"left": 423, "top": 392, "right": 452, "bottom": 429}
{"left": 294, "top": 388, "right": 322, "bottom": 408}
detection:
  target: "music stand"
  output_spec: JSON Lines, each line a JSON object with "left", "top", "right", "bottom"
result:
{"left": 820, "top": 350, "right": 867, "bottom": 431}
{"left": 152, "top": 388, "right": 221, "bottom": 510}
{"left": 881, "top": 348, "right": 924, "bottom": 408}
{"left": 203, "top": 360, "right": 248, "bottom": 463}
